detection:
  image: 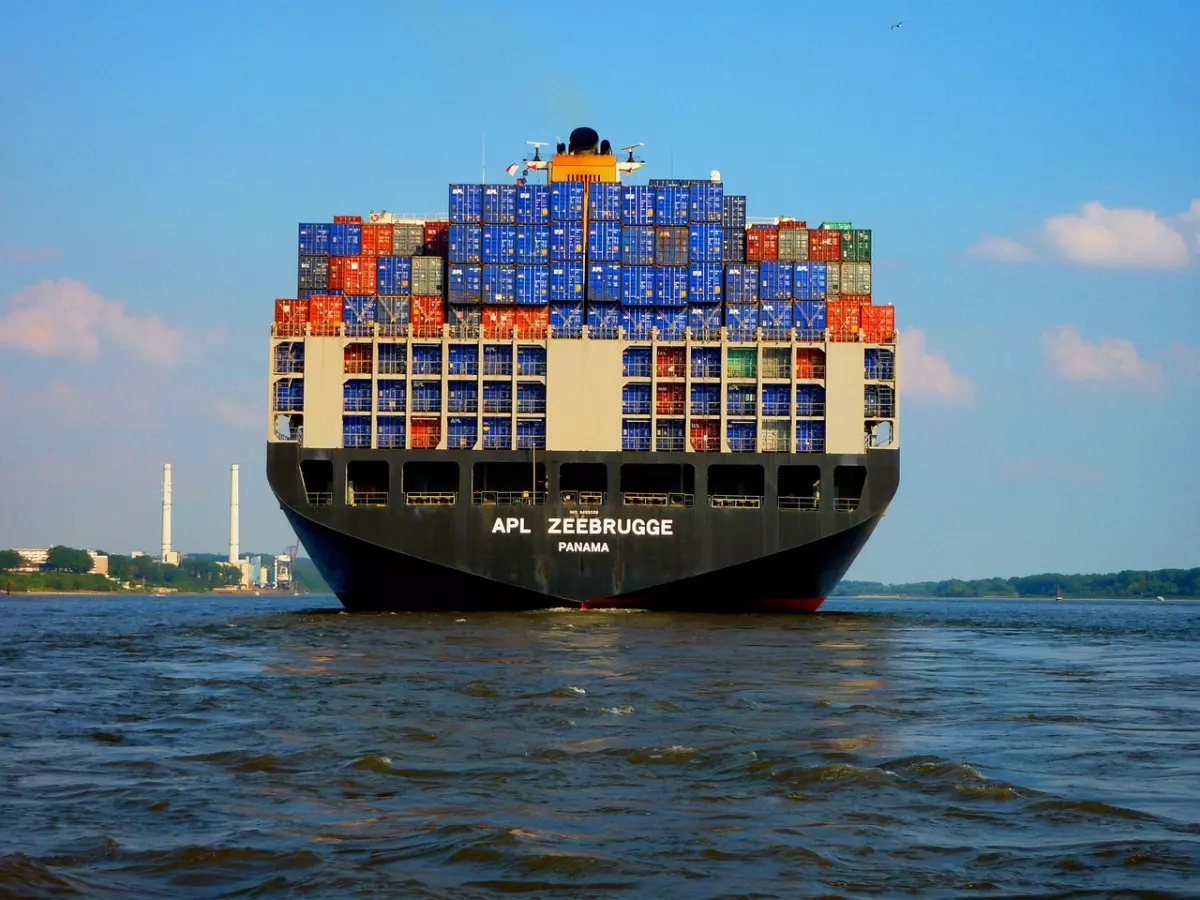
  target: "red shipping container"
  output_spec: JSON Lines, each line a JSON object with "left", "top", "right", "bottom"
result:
{"left": 410, "top": 295, "right": 445, "bottom": 336}
{"left": 515, "top": 306, "right": 549, "bottom": 337}
{"left": 861, "top": 304, "right": 896, "bottom": 343}
{"left": 796, "top": 348, "right": 826, "bottom": 379}
{"left": 747, "top": 225, "right": 779, "bottom": 261}
{"left": 328, "top": 256, "right": 345, "bottom": 291}
{"left": 340, "top": 256, "right": 378, "bottom": 294}
{"left": 656, "top": 346, "right": 685, "bottom": 377}
{"left": 309, "top": 296, "right": 343, "bottom": 336}
{"left": 826, "top": 299, "right": 861, "bottom": 341}
{"left": 273, "top": 298, "right": 309, "bottom": 337}
{"left": 777, "top": 219, "right": 808, "bottom": 230}
{"left": 344, "top": 343, "right": 372, "bottom": 374}
{"left": 360, "top": 223, "right": 393, "bottom": 257}
{"left": 483, "top": 305, "right": 517, "bottom": 338}
{"left": 656, "top": 383, "right": 685, "bottom": 415}
{"left": 690, "top": 419, "right": 719, "bottom": 451}
{"left": 841, "top": 293, "right": 872, "bottom": 306}
{"left": 808, "top": 229, "right": 841, "bottom": 262}
{"left": 424, "top": 219, "right": 450, "bottom": 256}
{"left": 334, "top": 215, "right": 363, "bottom": 224}
{"left": 410, "top": 417, "right": 441, "bottom": 449}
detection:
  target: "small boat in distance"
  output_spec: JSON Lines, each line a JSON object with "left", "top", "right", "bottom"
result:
{"left": 1055, "top": 584, "right": 1063, "bottom": 602}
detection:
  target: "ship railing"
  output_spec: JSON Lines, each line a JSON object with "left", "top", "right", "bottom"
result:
{"left": 779, "top": 496, "right": 819, "bottom": 511}
{"left": 623, "top": 401, "right": 652, "bottom": 415}
{"left": 691, "top": 403, "right": 721, "bottom": 416}
{"left": 516, "top": 435, "right": 546, "bottom": 449}
{"left": 760, "top": 328, "right": 791, "bottom": 342}
{"left": 727, "top": 328, "right": 757, "bottom": 343}
{"left": 690, "top": 364, "right": 722, "bottom": 378}
{"left": 796, "top": 403, "right": 826, "bottom": 417}
{"left": 796, "top": 366, "right": 827, "bottom": 380}
{"left": 560, "top": 491, "right": 605, "bottom": 506}
{"left": 309, "top": 325, "right": 342, "bottom": 337}
{"left": 483, "top": 326, "right": 515, "bottom": 339}
{"left": 726, "top": 369, "right": 757, "bottom": 380}
{"left": 656, "top": 403, "right": 685, "bottom": 416}
{"left": 515, "top": 327, "right": 549, "bottom": 340}
{"left": 449, "top": 324, "right": 481, "bottom": 339}
{"left": 411, "top": 362, "right": 441, "bottom": 375}
{"left": 482, "top": 435, "right": 511, "bottom": 449}
{"left": 343, "top": 399, "right": 371, "bottom": 412}
{"left": 655, "top": 437, "right": 686, "bottom": 451}
{"left": 411, "top": 325, "right": 443, "bottom": 338}
{"left": 690, "top": 328, "right": 723, "bottom": 343}
{"left": 411, "top": 399, "right": 442, "bottom": 412}
{"left": 795, "top": 328, "right": 824, "bottom": 343}
{"left": 409, "top": 437, "right": 441, "bottom": 450}
{"left": 273, "top": 402, "right": 303, "bottom": 414}
{"left": 517, "top": 401, "right": 546, "bottom": 413}
{"left": 623, "top": 363, "right": 652, "bottom": 377}
{"left": 691, "top": 436, "right": 720, "bottom": 452}
{"left": 621, "top": 492, "right": 694, "bottom": 508}
{"left": 274, "top": 361, "right": 305, "bottom": 375}
{"left": 762, "top": 402, "right": 791, "bottom": 416}
{"left": 727, "top": 437, "right": 758, "bottom": 452}
{"left": 405, "top": 492, "right": 457, "bottom": 506}
{"left": 447, "top": 401, "right": 478, "bottom": 413}
{"left": 377, "top": 400, "right": 405, "bottom": 412}
{"left": 655, "top": 364, "right": 685, "bottom": 378}
{"left": 348, "top": 490, "right": 388, "bottom": 507}
{"left": 378, "top": 324, "right": 409, "bottom": 338}
{"left": 473, "top": 491, "right": 545, "bottom": 506}
{"left": 518, "top": 363, "right": 547, "bottom": 376}
{"left": 865, "top": 404, "right": 896, "bottom": 418}
{"left": 658, "top": 327, "right": 687, "bottom": 341}
{"left": 446, "top": 435, "right": 476, "bottom": 449}
{"left": 625, "top": 326, "right": 654, "bottom": 341}
{"left": 622, "top": 438, "right": 651, "bottom": 451}
{"left": 482, "top": 363, "right": 513, "bottom": 376}
{"left": 834, "top": 497, "right": 861, "bottom": 512}
{"left": 710, "top": 495, "right": 763, "bottom": 509}
{"left": 483, "top": 401, "right": 513, "bottom": 413}
{"left": 795, "top": 439, "right": 826, "bottom": 453}
{"left": 761, "top": 365, "right": 791, "bottom": 379}
{"left": 760, "top": 438, "right": 791, "bottom": 453}
{"left": 377, "top": 435, "right": 405, "bottom": 449}
{"left": 344, "top": 324, "right": 374, "bottom": 338}
{"left": 551, "top": 325, "right": 584, "bottom": 339}
{"left": 727, "top": 402, "right": 757, "bottom": 416}
{"left": 343, "top": 361, "right": 372, "bottom": 375}
{"left": 447, "top": 366, "right": 479, "bottom": 377}
{"left": 378, "top": 361, "right": 406, "bottom": 375}
{"left": 865, "top": 365, "right": 895, "bottom": 381}
{"left": 306, "top": 491, "right": 333, "bottom": 506}
{"left": 272, "top": 323, "right": 307, "bottom": 338}
{"left": 589, "top": 326, "right": 621, "bottom": 340}
{"left": 343, "top": 435, "right": 371, "bottom": 448}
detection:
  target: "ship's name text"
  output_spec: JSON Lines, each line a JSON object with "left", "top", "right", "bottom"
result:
{"left": 490, "top": 517, "right": 674, "bottom": 537}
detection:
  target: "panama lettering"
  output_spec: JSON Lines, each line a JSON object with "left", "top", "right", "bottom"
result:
{"left": 491, "top": 517, "right": 673, "bottom": 552}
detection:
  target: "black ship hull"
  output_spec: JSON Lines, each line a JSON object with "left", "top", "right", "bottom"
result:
{"left": 267, "top": 443, "right": 899, "bottom": 613}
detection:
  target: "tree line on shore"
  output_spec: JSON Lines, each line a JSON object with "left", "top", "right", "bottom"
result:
{"left": 832, "top": 568, "right": 1200, "bottom": 598}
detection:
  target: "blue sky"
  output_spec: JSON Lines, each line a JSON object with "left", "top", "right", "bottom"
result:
{"left": 1, "top": 0, "right": 1197, "bottom": 581}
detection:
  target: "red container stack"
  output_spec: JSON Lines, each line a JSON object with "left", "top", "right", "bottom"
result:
{"left": 333, "top": 215, "right": 363, "bottom": 224}
{"left": 690, "top": 419, "right": 719, "bottom": 451}
{"left": 410, "top": 295, "right": 445, "bottom": 336}
{"left": 746, "top": 225, "right": 779, "bottom": 261}
{"left": 808, "top": 229, "right": 841, "bottom": 261}
{"left": 656, "top": 346, "right": 685, "bottom": 378}
{"left": 274, "top": 298, "right": 309, "bottom": 337}
{"left": 656, "top": 384, "right": 685, "bottom": 416}
{"left": 309, "top": 295, "right": 343, "bottom": 336}
{"left": 360, "top": 223, "right": 393, "bottom": 257}
{"left": 424, "top": 220, "right": 450, "bottom": 257}
{"left": 483, "top": 305, "right": 517, "bottom": 338}
{"left": 515, "top": 306, "right": 549, "bottom": 338}
{"left": 343, "top": 343, "right": 372, "bottom": 374}
{"left": 796, "top": 348, "right": 826, "bottom": 379}
{"left": 826, "top": 299, "right": 861, "bottom": 341}
{"left": 410, "top": 418, "right": 441, "bottom": 449}
{"left": 337, "top": 256, "right": 377, "bottom": 294}
{"left": 861, "top": 304, "right": 896, "bottom": 343}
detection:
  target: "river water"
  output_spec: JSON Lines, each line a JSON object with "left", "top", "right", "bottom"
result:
{"left": 1, "top": 595, "right": 1197, "bottom": 898}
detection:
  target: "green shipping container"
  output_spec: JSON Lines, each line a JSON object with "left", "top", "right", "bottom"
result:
{"left": 840, "top": 229, "right": 872, "bottom": 262}
{"left": 726, "top": 347, "right": 757, "bottom": 379}
{"left": 778, "top": 229, "right": 809, "bottom": 262}
{"left": 412, "top": 256, "right": 445, "bottom": 296}
{"left": 820, "top": 221, "right": 852, "bottom": 230}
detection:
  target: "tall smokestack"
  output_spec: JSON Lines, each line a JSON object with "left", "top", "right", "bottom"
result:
{"left": 161, "top": 463, "right": 172, "bottom": 563}
{"left": 229, "top": 464, "right": 239, "bottom": 564}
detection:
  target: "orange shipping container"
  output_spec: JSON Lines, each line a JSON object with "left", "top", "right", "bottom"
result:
{"left": 410, "top": 295, "right": 445, "bottom": 336}
{"left": 656, "top": 346, "right": 685, "bottom": 377}
{"left": 309, "top": 296, "right": 343, "bottom": 336}
{"left": 747, "top": 226, "right": 779, "bottom": 261}
{"left": 274, "top": 298, "right": 309, "bottom": 336}
{"left": 690, "top": 418, "right": 719, "bottom": 451}
{"left": 344, "top": 343, "right": 373, "bottom": 374}
{"left": 360, "top": 223, "right": 393, "bottom": 257}
{"left": 841, "top": 293, "right": 872, "bottom": 306}
{"left": 808, "top": 229, "right": 841, "bottom": 262}
{"left": 484, "top": 305, "right": 518, "bottom": 339}
{"left": 861, "top": 305, "right": 896, "bottom": 343}
{"left": 334, "top": 215, "right": 363, "bottom": 224}
{"left": 514, "top": 306, "right": 549, "bottom": 337}
{"left": 424, "top": 220, "right": 450, "bottom": 256}
{"left": 340, "top": 255, "right": 378, "bottom": 294}
{"left": 410, "top": 417, "right": 441, "bottom": 449}
{"left": 796, "top": 347, "right": 826, "bottom": 379}
{"left": 826, "top": 299, "right": 861, "bottom": 341}
{"left": 777, "top": 219, "right": 808, "bottom": 230}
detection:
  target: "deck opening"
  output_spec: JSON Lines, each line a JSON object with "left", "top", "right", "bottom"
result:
{"left": 869, "top": 420, "right": 895, "bottom": 448}
{"left": 473, "top": 461, "right": 547, "bottom": 505}
{"left": 559, "top": 463, "right": 607, "bottom": 506}
{"left": 347, "top": 461, "right": 388, "bottom": 507}
{"left": 778, "top": 465, "right": 821, "bottom": 511}
{"left": 620, "top": 463, "right": 694, "bottom": 507}
{"left": 300, "top": 459, "right": 333, "bottom": 506}
{"left": 834, "top": 465, "right": 867, "bottom": 512}
{"left": 403, "top": 461, "right": 459, "bottom": 506}
{"left": 708, "top": 464, "right": 764, "bottom": 509}
{"left": 275, "top": 413, "right": 302, "bottom": 442}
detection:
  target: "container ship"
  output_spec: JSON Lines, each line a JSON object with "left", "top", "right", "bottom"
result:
{"left": 267, "top": 127, "right": 899, "bottom": 612}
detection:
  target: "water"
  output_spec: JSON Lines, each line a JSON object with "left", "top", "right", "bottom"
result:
{"left": 1, "top": 595, "right": 1197, "bottom": 898}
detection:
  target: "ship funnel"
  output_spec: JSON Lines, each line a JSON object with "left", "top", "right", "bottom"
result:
{"left": 568, "top": 126, "right": 600, "bottom": 155}
{"left": 161, "top": 463, "right": 172, "bottom": 563}
{"left": 229, "top": 464, "right": 239, "bottom": 564}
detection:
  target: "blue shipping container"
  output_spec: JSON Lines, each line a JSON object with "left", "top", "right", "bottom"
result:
{"left": 623, "top": 383, "right": 651, "bottom": 413}
{"left": 482, "top": 184, "right": 517, "bottom": 224}
{"left": 517, "top": 345, "right": 546, "bottom": 373}
{"left": 482, "top": 417, "right": 512, "bottom": 448}
{"left": 298, "top": 223, "right": 330, "bottom": 255}
{"left": 343, "top": 296, "right": 376, "bottom": 332}
{"left": 688, "top": 223, "right": 723, "bottom": 263}
{"left": 448, "top": 184, "right": 483, "bottom": 223}
{"left": 689, "top": 182, "right": 724, "bottom": 223}
{"left": 655, "top": 185, "right": 690, "bottom": 226}
{"left": 759, "top": 261, "right": 794, "bottom": 300}
{"left": 587, "top": 262, "right": 621, "bottom": 302}
{"left": 762, "top": 383, "right": 790, "bottom": 415}
{"left": 482, "top": 265, "right": 516, "bottom": 304}
{"left": 549, "top": 262, "right": 585, "bottom": 302}
{"left": 759, "top": 300, "right": 794, "bottom": 331}
{"left": 550, "top": 302, "right": 584, "bottom": 331}
{"left": 550, "top": 221, "right": 584, "bottom": 261}
{"left": 689, "top": 305, "right": 722, "bottom": 332}
{"left": 412, "top": 345, "right": 441, "bottom": 368}
{"left": 448, "top": 225, "right": 482, "bottom": 264}
{"left": 588, "top": 183, "right": 622, "bottom": 222}
{"left": 587, "top": 221, "right": 622, "bottom": 262}
{"left": 515, "top": 265, "right": 550, "bottom": 305}
{"left": 793, "top": 262, "right": 828, "bottom": 300}
{"left": 622, "top": 185, "right": 655, "bottom": 225}
{"left": 447, "top": 304, "right": 482, "bottom": 328}
{"left": 796, "top": 420, "right": 826, "bottom": 452}
{"left": 587, "top": 301, "right": 621, "bottom": 330}
{"left": 343, "top": 380, "right": 371, "bottom": 411}
{"left": 343, "top": 415, "right": 371, "bottom": 448}
{"left": 298, "top": 255, "right": 329, "bottom": 291}
{"left": 621, "top": 226, "right": 656, "bottom": 265}
{"left": 725, "top": 303, "right": 759, "bottom": 332}
{"left": 727, "top": 421, "right": 756, "bottom": 451}
{"left": 376, "top": 256, "right": 412, "bottom": 295}
{"left": 516, "top": 419, "right": 545, "bottom": 448}
{"left": 622, "top": 419, "right": 652, "bottom": 450}
{"left": 621, "top": 266, "right": 656, "bottom": 306}
{"left": 794, "top": 300, "right": 827, "bottom": 331}
{"left": 516, "top": 185, "right": 550, "bottom": 224}
{"left": 796, "top": 385, "right": 826, "bottom": 415}
{"left": 688, "top": 263, "right": 723, "bottom": 304}
{"left": 725, "top": 264, "right": 760, "bottom": 304}
{"left": 447, "top": 416, "right": 477, "bottom": 449}
{"left": 654, "top": 266, "right": 689, "bottom": 306}
{"left": 376, "top": 297, "right": 409, "bottom": 327}
{"left": 622, "top": 308, "right": 656, "bottom": 336}
{"left": 481, "top": 224, "right": 516, "bottom": 264}
{"left": 377, "top": 416, "right": 405, "bottom": 447}
{"left": 655, "top": 306, "right": 688, "bottom": 336}
{"left": 447, "top": 264, "right": 482, "bottom": 303}
{"left": 691, "top": 383, "right": 720, "bottom": 413}
{"left": 377, "top": 381, "right": 406, "bottom": 411}
{"left": 447, "top": 346, "right": 478, "bottom": 377}
{"left": 515, "top": 224, "right": 550, "bottom": 263}
{"left": 550, "top": 182, "right": 585, "bottom": 221}
{"left": 329, "top": 223, "right": 361, "bottom": 256}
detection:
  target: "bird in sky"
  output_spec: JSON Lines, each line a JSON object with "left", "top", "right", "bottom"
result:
{"left": 891, "top": 21, "right": 904, "bottom": 29}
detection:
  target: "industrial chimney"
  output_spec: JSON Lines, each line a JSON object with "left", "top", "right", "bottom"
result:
{"left": 229, "top": 464, "right": 240, "bottom": 564}
{"left": 161, "top": 463, "right": 172, "bottom": 563}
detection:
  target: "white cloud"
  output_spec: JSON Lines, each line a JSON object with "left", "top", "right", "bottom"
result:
{"left": 967, "top": 199, "right": 1196, "bottom": 268}
{"left": 1039, "top": 325, "right": 1165, "bottom": 389}
{"left": 899, "top": 328, "right": 974, "bottom": 403}
{"left": 0, "top": 278, "right": 181, "bottom": 365}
